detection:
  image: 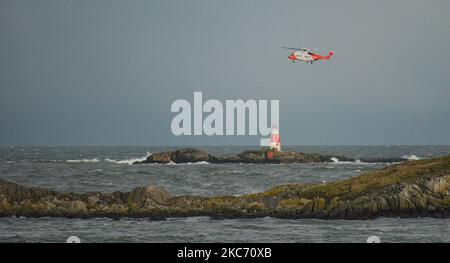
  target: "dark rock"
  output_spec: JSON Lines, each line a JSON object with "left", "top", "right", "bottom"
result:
{"left": 231, "top": 150, "right": 332, "bottom": 164}
{"left": 67, "top": 200, "right": 88, "bottom": 213}
{"left": 2, "top": 156, "right": 450, "bottom": 220}
{"left": 137, "top": 148, "right": 211, "bottom": 164}
{"left": 135, "top": 148, "right": 412, "bottom": 165}
{"left": 0, "top": 179, "right": 57, "bottom": 202}
{"left": 172, "top": 148, "right": 211, "bottom": 163}
{"left": 135, "top": 148, "right": 354, "bottom": 164}
{"left": 359, "top": 157, "right": 408, "bottom": 163}
{"left": 128, "top": 185, "right": 171, "bottom": 207}
{"left": 141, "top": 151, "right": 173, "bottom": 164}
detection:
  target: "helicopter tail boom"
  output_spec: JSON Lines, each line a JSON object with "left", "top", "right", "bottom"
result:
{"left": 324, "top": 51, "right": 334, "bottom": 60}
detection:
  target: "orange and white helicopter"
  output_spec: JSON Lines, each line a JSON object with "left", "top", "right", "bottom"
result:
{"left": 283, "top": 47, "right": 334, "bottom": 64}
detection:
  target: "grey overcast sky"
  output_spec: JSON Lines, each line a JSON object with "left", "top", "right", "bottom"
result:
{"left": 1, "top": 0, "right": 449, "bottom": 146}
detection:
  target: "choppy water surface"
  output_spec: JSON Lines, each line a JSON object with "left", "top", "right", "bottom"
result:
{"left": 0, "top": 146, "right": 449, "bottom": 243}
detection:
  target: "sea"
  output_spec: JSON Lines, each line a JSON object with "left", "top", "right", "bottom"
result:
{"left": 0, "top": 145, "right": 449, "bottom": 243}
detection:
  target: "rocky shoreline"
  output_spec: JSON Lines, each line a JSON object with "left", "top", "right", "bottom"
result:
{"left": 1, "top": 156, "right": 449, "bottom": 220}
{"left": 133, "top": 148, "right": 408, "bottom": 164}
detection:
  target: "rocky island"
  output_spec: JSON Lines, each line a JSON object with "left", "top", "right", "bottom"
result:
{"left": 133, "top": 148, "right": 407, "bottom": 164}
{"left": 1, "top": 156, "right": 449, "bottom": 219}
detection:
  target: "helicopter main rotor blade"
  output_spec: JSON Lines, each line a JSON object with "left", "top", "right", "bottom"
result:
{"left": 282, "top": 47, "right": 306, "bottom": 51}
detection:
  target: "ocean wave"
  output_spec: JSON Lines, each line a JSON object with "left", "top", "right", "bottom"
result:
{"left": 3, "top": 159, "right": 63, "bottom": 164}
{"left": 184, "top": 161, "right": 210, "bottom": 165}
{"left": 330, "top": 157, "right": 357, "bottom": 164}
{"left": 164, "top": 161, "right": 210, "bottom": 165}
{"left": 402, "top": 154, "right": 422, "bottom": 160}
{"left": 331, "top": 157, "right": 384, "bottom": 165}
{"left": 66, "top": 158, "right": 100, "bottom": 163}
{"left": 104, "top": 152, "right": 151, "bottom": 165}
{"left": 32, "top": 159, "right": 62, "bottom": 163}
{"left": 104, "top": 158, "right": 144, "bottom": 165}
{"left": 166, "top": 216, "right": 211, "bottom": 222}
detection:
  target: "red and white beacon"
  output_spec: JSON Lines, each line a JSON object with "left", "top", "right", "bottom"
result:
{"left": 269, "top": 128, "right": 281, "bottom": 152}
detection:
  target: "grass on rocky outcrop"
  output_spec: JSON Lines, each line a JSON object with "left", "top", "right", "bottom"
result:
{"left": 235, "top": 156, "right": 450, "bottom": 205}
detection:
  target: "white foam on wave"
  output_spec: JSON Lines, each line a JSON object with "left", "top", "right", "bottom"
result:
{"left": 402, "top": 154, "right": 422, "bottom": 160}
{"left": 185, "top": 161, "right": 210, "bottom": 165}
{"left": 164, "top": 161, "right": 210, "bottom": 165}
{"left": 331, "top": 157, "right": 378, "bottom": 165}
{"left": 330, "top": 157, "right": 356, "bottom": 164}
{"left": 66, "top": 158, "right": 100, "bottom": 163}
{"left": 105, "top": 157, "right": 146, "bottom": 165}
{"left": 104, "top": 152, "right": 151, "bottom": 165}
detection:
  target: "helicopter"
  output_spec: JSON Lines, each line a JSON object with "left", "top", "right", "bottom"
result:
{"left": 283, "top": 47, "right": 334, "bottom": 64}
